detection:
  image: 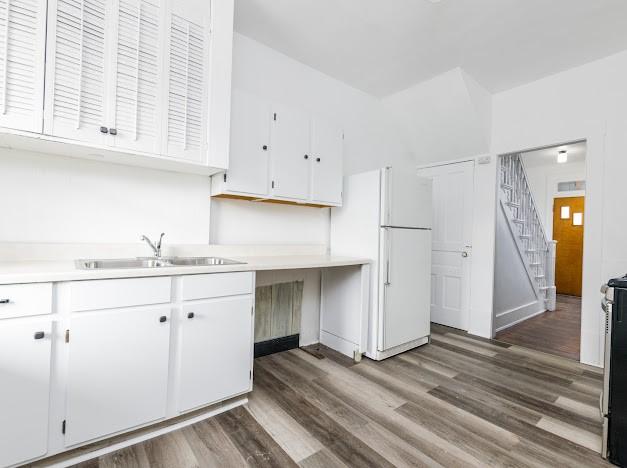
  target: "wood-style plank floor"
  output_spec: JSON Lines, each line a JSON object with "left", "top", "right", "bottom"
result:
{"left": 496, "top": 294, "right": 582, "bottom": 361}
{"left": 69, "top": 324, "right": 608, "bottom": 468}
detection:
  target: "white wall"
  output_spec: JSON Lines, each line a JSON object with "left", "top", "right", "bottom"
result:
{"left": 523, "top": 160, "right": 586, "bottom": 239}
{"left": 489, "top": 49, "right": 627, "bottom": 366}
{"left": 0, "top": 150, "right": 212, "bottom": 244}
{"left": 383, "top": 68, "right": 492, "bottom": 164}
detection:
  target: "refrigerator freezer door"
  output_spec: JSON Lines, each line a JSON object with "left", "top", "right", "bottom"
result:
{"left": 379, "top": 227, "right": 431, "bottom": 351}
{"left": 380, "top": 167, "right": 432, "bottom": 229}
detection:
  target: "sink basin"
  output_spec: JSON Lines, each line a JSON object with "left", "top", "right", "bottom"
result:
{"left": 75, "top": 257, "right": 246, "bottom": 270}
{"left": 164, "top": 256, "right": 245, "bottom": 266}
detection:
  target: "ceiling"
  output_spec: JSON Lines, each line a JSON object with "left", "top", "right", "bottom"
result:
{"left": 522, "top": 141, "right": 586, "bottom": 168}
{"left": 234, "top": 0, "right": 627, "bottom": 97}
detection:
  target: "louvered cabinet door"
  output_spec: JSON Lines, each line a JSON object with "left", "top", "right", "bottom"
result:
{"left": 0, "top": 0, "right": 46, "bottom": 133}
{"left": 108, "top": 0, "right": 163, "bottom": 154}
{"left": 44, "top": 0, "right": 110, "bottom": 145}
{"left": 163, "top": 6, "right": 209, "bottom": 163}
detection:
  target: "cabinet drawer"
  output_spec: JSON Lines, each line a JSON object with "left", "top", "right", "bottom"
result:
{"left": 0, "top": 283, "right": 52, "bottom": 319}
{"left": 70, "top": 277, "right": 172, "bottom": 312}
{"left": 181, "top": 272, "right": 253, "bottom": 301}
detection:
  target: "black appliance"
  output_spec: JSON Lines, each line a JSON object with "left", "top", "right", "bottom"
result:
{"left": 602, "top": 276, "right": 627, "bottom": 466}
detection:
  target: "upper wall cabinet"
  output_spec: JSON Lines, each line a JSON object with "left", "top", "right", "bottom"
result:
{"left": 0, "top": 0, "right": 47, "bottom": 133}
{"left": 162, "top": 0, "right": 210, "bottom": 163}
{"left": 110, "top": 0, "right": 164, "bottom": 154}
{"left": 310, "top": 118, "right": 343, "bottom": 205}
{"left": 212, "top": 90, "right": 344, "bottom": 207}
{"left": 0, "top": 0, "right": 233, "bottom": 175}
{"left": 44, "top": 0, "right": 113, "bottom": 145}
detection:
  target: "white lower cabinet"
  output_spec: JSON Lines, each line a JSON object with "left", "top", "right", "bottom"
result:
{"left": 177, "top": 296, "right": 253, "bottom": 413}
{"left": 0, "top": 319, "right": 52, "bottom": 468}
{"left": 65, "top": 306, "right": 171, "bottom": 446}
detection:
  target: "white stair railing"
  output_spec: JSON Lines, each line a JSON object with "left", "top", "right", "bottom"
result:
{"left": 499, "top": 154, "right": 557, "bottom": 311}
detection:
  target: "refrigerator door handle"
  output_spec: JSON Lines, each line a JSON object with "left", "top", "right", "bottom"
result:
{"left": 385, "top": 228, "right": 392, "bottom": 286}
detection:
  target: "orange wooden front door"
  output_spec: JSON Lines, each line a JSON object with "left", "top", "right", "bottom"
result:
{"left": 552, "top": 196, "right": 585, "bottom": 296}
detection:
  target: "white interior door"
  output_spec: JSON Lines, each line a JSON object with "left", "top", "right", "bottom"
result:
{"left": 270, "top": 103, "right": 310, "bottom": 200}
{"left": 65, "top": 306, "right": 170, "bottom": 446}
{"left": 0, "top": 319, "right": 52, "bottom": 467}
{"left": 310, "top": 118, "right": 343, "bottom": 204}
{"left": 379, "top": 227, "right": 431, "bottom": 350}
{"left": 418, "top": 161, "right": 474, "bottom": 330}
{"left": 109, "top": 0, "right": 163, "bottom": 154}
{"left": 226, "top": 90, "right": 271, "bottom": 195}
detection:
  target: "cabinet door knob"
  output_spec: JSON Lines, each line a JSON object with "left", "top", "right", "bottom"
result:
{"left": 100, "top": 126, "right": 109, "bottom": 134}
{"left": 159, "top": 316, "right": 167, "bottom": 323}
{"left": 262, "top": 145, "right": 268, "bottom": 151}
{"left": 0, "top": 298, "right": 9, "bottom": 304}
{"left": 304, "top": 154, "right": 309, "bottom": 159}
{"left": 316, "top": 157, "right": 321, "bottom": 162}
{"left": 109, "top": 128, "right": 117, "bottom": 136}
{"left": 187, "top": 312, "right": 195, "bottom": 319}
{"left": 34, "top": 331, "right": 45, "bottom": 340}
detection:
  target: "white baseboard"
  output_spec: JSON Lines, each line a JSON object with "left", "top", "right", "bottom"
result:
{"left": 495, "top": 301, "right": 546, "bottom": 332}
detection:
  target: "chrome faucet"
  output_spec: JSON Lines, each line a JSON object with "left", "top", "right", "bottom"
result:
{"left": 140, "top": 233, "right": 165, "bottom": 257}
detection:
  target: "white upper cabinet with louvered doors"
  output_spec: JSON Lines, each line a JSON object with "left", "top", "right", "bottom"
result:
{"left": 44, "top": 0, "right": 111, "bottom": 145}
{"left": 107, "top": 0, "right": 164, "bottom": 154}
{"left": 0, "top": 0, "right": 47, "bottom": 133}
{"left": 161, "top": 0, "right": 210, "bottom": 163}
{"left": 0, "top": 0, "right": 234, "bottom": 174}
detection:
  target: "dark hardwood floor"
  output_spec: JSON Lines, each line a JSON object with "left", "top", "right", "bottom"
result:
{"left": 57, "top": 323, "right": 609, "bottom": 468}
{"left": 496, "top": 294, "right": 581, "bottom": 361}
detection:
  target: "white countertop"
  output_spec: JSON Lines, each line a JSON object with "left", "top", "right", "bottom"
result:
{"left": 0, "top": 255, "right": 371, "bottom": 284}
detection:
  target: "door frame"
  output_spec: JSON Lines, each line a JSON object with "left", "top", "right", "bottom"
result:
{"left": 492, "top": 138, "right": 589, "bottom": 362}
{"left": 417, "top": 158, "right": 475, "bottom": 332}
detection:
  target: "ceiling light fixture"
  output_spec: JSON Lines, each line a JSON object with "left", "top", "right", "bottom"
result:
{"left": 557, "top": 150, "right": 568, "bottom": 163}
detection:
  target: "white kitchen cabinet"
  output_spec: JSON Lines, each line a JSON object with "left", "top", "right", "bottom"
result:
{"left": 108, "top": 0, "right": 164, "bottom": 154}
{"left": 162, "top": 0, "right": 210, "bottom": 163}
{"left": 270, "top": 103, "right": 311, "bottom": 201}
{"left": 0, "top": 319, "right": 52, "bottom": 467}
{"left": 65, "top": 306, "right": 171, "bottom": 446}
{"left": 0, "top": 0, "right": 47, "bottom": 133}
{"left": 177, "top": 296, "right": 253, "bottom": 413}
{"left": 310, "top": 119, "right": 343, "bottom": 205}
{"left": 221, "top": 89, "right": 271, "bottom": 196}
{"left": 44, "top": 0, "right": 111, "bottom": 145}
{"left": 211, "top": 91, "right": 344, "bottom": 207}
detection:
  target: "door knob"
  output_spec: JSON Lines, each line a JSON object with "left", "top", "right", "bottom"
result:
{"left": 159, "top": 316, "right": 167, "bottom": 323}
{"left": 262, "top": 145, "right": 268, "bottom": 151}
{"left": 461, "top": 251, "right": 469, "bottom": 258}
{"left": 187, "top": 312, "right": 195, "bottom": 319}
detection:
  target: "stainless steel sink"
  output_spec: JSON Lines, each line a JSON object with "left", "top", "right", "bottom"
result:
{"left": 75, "top": 256, "right": 246, "bottom": 270}
{"left": 165, "top": 256, "right": 245, "bottom": 266}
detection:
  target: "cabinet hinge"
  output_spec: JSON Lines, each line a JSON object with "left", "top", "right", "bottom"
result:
{"left": 249, "top": 370, "right": 252, "bottom": 380}
{"left": 65, "top": 329, "right": 70, "bottom": 343}
{"left": 271, "top": 181, "right": 275, "bottom": 189}
{"left": 62, "top": 420, "right": 66, "bottom": 434}
{"left": 251, "top": 306, "right": 254, "bottom": 316}
{"left": 273, "top": 113, "right": 277, "bottom": 121}
{"left": 223, "top": 173, "right": 227, "bottom": 183}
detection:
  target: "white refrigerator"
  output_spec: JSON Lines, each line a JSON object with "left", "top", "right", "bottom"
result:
{"left": 330, "top": 167, "right": 432, "bottom": 360}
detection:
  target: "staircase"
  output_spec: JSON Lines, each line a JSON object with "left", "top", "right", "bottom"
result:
{"left": 499, "top": 153, "right": 557, "bottom": 311}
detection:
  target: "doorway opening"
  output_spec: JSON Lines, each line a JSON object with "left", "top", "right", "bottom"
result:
{"left": 493, "top": 141, "right": 586, "bottom": 361}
